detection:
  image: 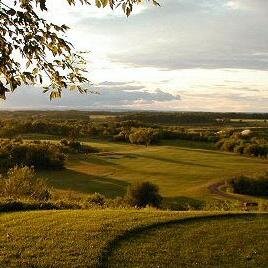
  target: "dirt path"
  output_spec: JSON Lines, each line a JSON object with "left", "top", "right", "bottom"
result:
{"left": 208, "top": 181, "right": 249, "bottom": 202}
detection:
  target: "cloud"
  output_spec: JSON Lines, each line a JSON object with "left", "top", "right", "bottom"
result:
{"left": 97, "top": 81, "right": 135, "bottom": 86}
{"left": 1, "top": 86, "right": 180, "bottom": 110}
{"left": 226, "top": 0, "right": 268, "bottom": 12}
{"left": 70, "top": 0, "right": 268, "bottom": 71}
{"left": 2, "top": 0, "right": 268, "bottom": 112}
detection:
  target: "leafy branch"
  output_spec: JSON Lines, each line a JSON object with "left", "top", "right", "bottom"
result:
{"left": 0, "top": 0, "right": 159, "bottom": 100}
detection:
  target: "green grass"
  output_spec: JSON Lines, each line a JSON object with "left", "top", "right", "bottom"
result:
{"left": 1, "top": 210, "right": 266, "bottom": 267}
{"left": 0, "top": 209, "right": 217, "bottom": 267}
{"left": 108, "top": 214, "right": 268, "bottom": 268}
{"left": 41, "top": 140, "right": 268, "bottom": 201}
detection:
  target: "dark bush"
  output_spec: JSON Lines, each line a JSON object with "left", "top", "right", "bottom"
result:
{"left": 234, "top": 144, "right": 245, "bottom": 154}
{"left": 0, "top": 199, "right": 81, "bottom": 212}
{"left": 0, "top": 140, "right": 65, "bottom": 170}
{"left": 230, "top": 174, "right": 268, "bottom": 197}
{"left": 126, "top": 181, "right": 162, "bottom": 208}
{"left": 84, "top": 193, "right": 106, "bottom": 207}
{"left": 60, "top": 140, "right": 99, "bottom": 154}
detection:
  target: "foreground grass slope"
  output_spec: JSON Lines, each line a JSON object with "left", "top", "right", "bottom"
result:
{"left": 1, "top": 210, "right": 267, "bottom": 267}
{"left": 109, "top": 214, "right": 268, "bottom": 268}
{"left": 0, "top": 210, "right": 213, "bottom": 267}
{"left": 41, "top": 141, "right": 268, "bottom": 200}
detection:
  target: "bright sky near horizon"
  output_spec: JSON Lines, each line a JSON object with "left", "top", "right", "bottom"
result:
{"left": 1, "top": 0, "right": 268, "bottom": 112}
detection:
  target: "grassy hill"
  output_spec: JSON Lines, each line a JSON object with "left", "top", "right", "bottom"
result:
{"left": 1, "top": 210, "right": 267, "bottom": 267}
{"left": 108, "top": 214, "right": 268, "bottom": 267}
{"left": 40, "top": 140, "right": 268, "bottom": 201}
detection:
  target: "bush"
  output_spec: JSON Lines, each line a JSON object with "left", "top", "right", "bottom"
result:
{"left": 128, "top": 128, "right": 159, "bottom": 146}
{"left": 126, "top": 181, "right": 162, "bottom": 208}
{"left": 0, "top": 199, "right": 81, "bottom": 212}
{"left": 234, "top": 144, "right": 244, "bottom": 154}
{"left": 84, "top": 193, "right": 106, "bottom": 207}
{"left": 230, "top": 174, "right": 268, "bottom": 197}
{"left": 216, "top": 136, "right": 267, "bottom": 158}
{"left": 60, "top": 140, "right": 99, "bottom": 154}
{"left": 0, "top": 140, "right": 65, "bottom": 170}
{"left": 1, "top": 166, "right": 52, "bottom": 201}
{"left": 0, "top": 200, "right": 57, "bottom": 212}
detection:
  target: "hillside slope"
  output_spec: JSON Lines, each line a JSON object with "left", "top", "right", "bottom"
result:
{"left": 1, "top": 210, "right": 267, "bottom": 267}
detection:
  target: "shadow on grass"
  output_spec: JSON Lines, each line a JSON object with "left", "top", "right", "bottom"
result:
{"left": 40, "top": 169, "right": 129, "bottom": 198}
{"left": 68, "top": 155, "right": 120, "bottom": 167}
{"left": 134, "top": 154, "right": 219, "bottom": 169}
{"left": 160, "top": 140, "right": 216, "bottom": 151}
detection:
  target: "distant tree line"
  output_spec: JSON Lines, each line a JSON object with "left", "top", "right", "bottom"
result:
{"left": 113, "top": 127, "right": 218, "bottom": 146}
{"left": 119, "top": 112, "right": 268, "bottom": 125}
{"left": 216, "top": 131, "right": 267, "bottom": 158}
{"left": 0, "top": 112, "right": 266, "bottom": 157}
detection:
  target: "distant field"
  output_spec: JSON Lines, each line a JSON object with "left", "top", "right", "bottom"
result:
{"left": 1, "top": 210, "right": 266, "bottom": 267}
{"left": 40, "top": 140, "right": 268, "bottom": 201}
{"left": 231, "top": 119, "right": 267, "bottom": 123}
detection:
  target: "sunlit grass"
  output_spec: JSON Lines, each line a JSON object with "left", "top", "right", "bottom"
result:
{"left": 0, "top": 209, "right": 215, "bottom": 267}
{"left": 41, "top": 140, "right": 268, "bottom": 201}
{"left": 108, "top": 214, "right": 268, "bottom": 268}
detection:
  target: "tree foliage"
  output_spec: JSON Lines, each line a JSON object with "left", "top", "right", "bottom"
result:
{"left": 0, "top": 139, "right": 65, "bottom": 170}
{"left": 0, "top": 0, "right": 159, "bottom": 100}
{"left": 0, "top": 166, "right": 52, "bottom": 201}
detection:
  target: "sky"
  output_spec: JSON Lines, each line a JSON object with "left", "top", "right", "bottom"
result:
{"left": 1, "top": 0, "right": 268, "bottom": 112}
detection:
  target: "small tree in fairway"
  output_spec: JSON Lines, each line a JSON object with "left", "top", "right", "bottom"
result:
{"left": 126, "top": 181, "right": 162, "bottom": 208}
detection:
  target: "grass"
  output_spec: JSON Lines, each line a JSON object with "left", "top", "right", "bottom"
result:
{"left": 1, "top": 210, "right": 266, "bottom": 267}
{"left": 40, "top": 140, "right": 268, "bottom": 201}
{"left": 108, "top": 214, "right": 268, "bottom": 268}
{"left": 0, "top": 209, "right": 217, "bottom": 267}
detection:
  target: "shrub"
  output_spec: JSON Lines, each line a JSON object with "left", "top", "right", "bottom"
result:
{"left": 129, "top": 128, "right": 159, "bottom": 146}
{"left": 60, "top": 140, "right": 99, "bottom": 154}
{"left": 234, "top": 144, "right": 245, "bottom": 154}
{"left": 126, "top": 181, "right": 162, "bottom": 208}
{"left": 84, "top": 193, "right": 106, "bottom": 208}
{"left": 1, "top": 166, "right": 52, "bottom": 201}
{"left": 113, "top": 132, "right": 127, "bottom": 142}
{"left": 0, "top": 140, "right": 65, "bottom": 170}
{"left": 216, "top": 136, "right": 267, "bottom": 158}
{"left": 230, "top": 174, "right": 268, "bottom": 197}
{"left": 0, "top": 199, "right": 81, "bottom": 212}
{"left": 221, "top": 139, "right": 237, "bottom": 152}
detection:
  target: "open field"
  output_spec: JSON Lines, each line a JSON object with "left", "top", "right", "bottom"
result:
{"left": 40, "top": 140, "right": 268, "bottom": 202}
{"left": 1, "top": 210, "right": 267, "bottom": 267}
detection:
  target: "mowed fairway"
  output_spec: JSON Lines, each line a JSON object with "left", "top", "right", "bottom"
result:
{"left": 41, "top": 141, "right": 268, "bottom": 200}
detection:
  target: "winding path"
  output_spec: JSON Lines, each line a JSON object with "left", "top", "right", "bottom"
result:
{"left": 208, "top": 181, "right": 250, "bottom": 201}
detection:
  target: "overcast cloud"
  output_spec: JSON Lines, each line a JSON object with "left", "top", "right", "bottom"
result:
{"left": 1, "top": 0, "right": 268, "bottom": 112}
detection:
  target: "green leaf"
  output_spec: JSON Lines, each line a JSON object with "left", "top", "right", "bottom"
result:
{"left": 95, "top": 0, "right": 102, "bottom": 8}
